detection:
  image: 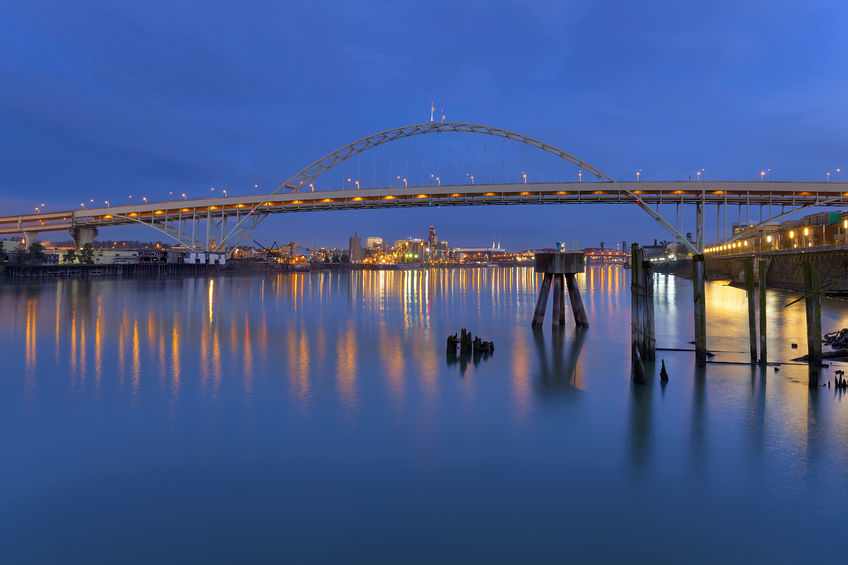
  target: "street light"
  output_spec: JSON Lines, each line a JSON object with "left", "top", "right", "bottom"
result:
{"left": 470, "top": 175, "right": 474, "bottom": 184}
{"left": 105, "top": 200, "right": 110, "bottom": 207}
{"left": 435, "top": 177, "right": 440, "bottom": 186}
{"left": 142, "top": 197, "right": 147, "bottom": 204}
{"left": 182, "top": 193, "right": 187, "bottom": 200}
{"left": 355, "top": 180, "right": 360, "bottom": 189}
{"left": 826, "top": 172, "right": 831, "bottom": 182}
{"left": 522, "top": 171, "right": 527, "bottom": 183}
{"left": 760, "top": 171, "right": 765, "bottom": 181}
{"left": 578, "top": 170, "right": 582, "bottom": 182}
{"left": 222, "top": 189, "right": 227, "bottom": 197}
{"left": 80, "top": 203, "right": 85, "bottom": 208}
{"left": 403, "top": 178, "right": 407, "bottom": 187}
{"left": 637, "top": 169, "right": 642, "bottom": 182}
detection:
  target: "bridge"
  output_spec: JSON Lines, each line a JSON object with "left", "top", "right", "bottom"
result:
{"left": 2, "top": 121, "right": 847, "bottom": 254}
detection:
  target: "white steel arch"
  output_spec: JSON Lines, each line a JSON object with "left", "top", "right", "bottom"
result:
{"left": 276, "top": 121, "right": 615, "bottom": 193}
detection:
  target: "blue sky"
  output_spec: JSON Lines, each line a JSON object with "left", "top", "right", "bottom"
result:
{"left": 2, "top": 0, "right": 846, "bottom": 249}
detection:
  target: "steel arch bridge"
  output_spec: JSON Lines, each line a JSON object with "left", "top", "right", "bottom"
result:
{"left": 2, "top": 121, "right": 847, "bottom": 255}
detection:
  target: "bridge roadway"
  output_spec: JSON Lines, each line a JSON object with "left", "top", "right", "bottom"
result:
{"left": 2, "top": 180, "right": 847, "bottom": 241}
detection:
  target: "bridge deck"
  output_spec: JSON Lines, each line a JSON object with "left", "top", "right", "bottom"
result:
{"left": 2, "top": 181, "right": 847, "bottom": 236}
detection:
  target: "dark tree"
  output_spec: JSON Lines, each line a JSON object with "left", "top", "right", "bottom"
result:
{"left": 63, "top": 249, "right": 77, "bottom": 264}
{"left": 28, "top": 242, "right": 47, "bottom": 264}
{"left": 79, "top": 243, "right": 95, "bottom": 265}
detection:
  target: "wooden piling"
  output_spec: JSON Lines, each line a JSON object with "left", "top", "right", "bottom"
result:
{"left": 565, "top": 273, "right": 588, "bottom": 328}
{"left": 641, "top": 258, "right": 655, "bottom": 360}
{"left": 557, "top": 274, "right": 567, "bottom": 326}
{"left": 631, "top": 245, "right": 644, "bottom": 359}
{"left": 552, "top": 273, "right": 563, "bottom": 328}
{"left": 693, "top": 254, "right": 707, "bottom": 366}
{"left": 531, "top": 273, "right": 553, "bottom": 327}
{"left": 758, "top": 259, "right": 767, "bottom": 365}
{"left": 745, "top": 259, "right": 757, "bottom": 364}
{"left": 803, "top": 260, "right": 822, "bottom": 387}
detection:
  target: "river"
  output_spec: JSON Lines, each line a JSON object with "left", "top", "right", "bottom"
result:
{"left": 2, "top": 267, "right": 847, "bottom": 563}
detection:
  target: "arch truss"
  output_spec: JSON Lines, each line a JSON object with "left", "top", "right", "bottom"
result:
{"left": 224, "top": 121, "right": 697, "bottom": 255}
{"left": 277, "top": 121, "right": 614, "bottom": 193}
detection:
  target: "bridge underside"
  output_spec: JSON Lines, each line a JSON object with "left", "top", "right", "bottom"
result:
{"left": 2, "top": 181, "right": 847, "bottom": 253}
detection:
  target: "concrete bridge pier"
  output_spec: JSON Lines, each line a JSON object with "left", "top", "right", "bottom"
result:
{"left": 23, "top": 231, "right": 39, "bottom": 249}
{"left": 531, "top": 252, "right": 587, "bottom": 329}
{"left": 70, "top": 227, "right": 98, "bottom": 249}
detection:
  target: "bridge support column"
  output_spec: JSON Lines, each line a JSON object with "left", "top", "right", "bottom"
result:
{"left": 23, "top": 231, "right": 39, "bottom": 249}
{"left": 693, "top": 254, "right": 707, "bottom": 366}
{"left": 70, "top": 227, "right": 98, "bottom": 249}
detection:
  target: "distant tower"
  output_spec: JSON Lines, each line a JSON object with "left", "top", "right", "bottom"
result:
{"left": 441, "top": 108, "right": 446, "bottom": 122}
{"left": 430, "top": 101, "right": 435, "bottom": 123}
{"left": 428, "top": 225, "right": 437, "bottom": 246}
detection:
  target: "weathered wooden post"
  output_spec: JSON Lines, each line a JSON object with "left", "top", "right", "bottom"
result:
{"left": 758, "top": 259, "right": 768, "bottom": 365}
{"left": 531, "top": 273, "right": 553, "bottom": 327}
{"left": 552, "top": 274, "right": 563, "bottom": 329}
{"left": 532, "top": 252, "right": 587, "bottom": 328}
{"left": 693, "top": 254, "right": 707, "bottom": 366}
{"left": 565, "top": 274, "right": 588, "bottom": 328}
{"left": 641, "top": 257, "right": 655, "bottom": 360}
{"left": 556, "top": 274, "right": 567, "bottom": 326}
{"left": 631, "top": 244, "right": 644, "bottom": 360}
{"left": 745, "top": 259, "right": 757, "bottom": 364}
{"left": 803, "top": 260, "right": 822, "bottom": 387}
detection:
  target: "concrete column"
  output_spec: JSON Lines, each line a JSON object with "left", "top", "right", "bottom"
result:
{"left": 23, "top": 231, "right": 39, "bottom": 249}
{"left": 70, "top": 227, "right": 98, "bottom": 249}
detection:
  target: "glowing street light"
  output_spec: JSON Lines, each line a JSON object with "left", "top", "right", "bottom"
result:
{"left": 222, "top": 189, "right": 227, "bottom": 197}
{"left": 309, "top": 184, "right": 314, "bottom": 191}
{"left": 470, "top": 175, "right": 475, "bottom": 184}
{"left": 435, "top": 177, "right": 440, "bottom": 186}
{"left": 760, "top": 171, "right": 765, "bottom": 181}
{"left": 637, "top": 169, "right": 642, "bottom": 182}
{"left": 80, "top": 203, "right": 85, "bottom": 208}
{"left": 522, "top": 171, "right": 527, "bottom": 183}
{"left": 355, "top": 180, "right": 360, "bottom": 189}
{"left": 403, "top": 178, "right": 407, "bottom": 187}
{"left": 105, "top": 200, "right": 110, "bottom": 207}
{"left": 826, "top": 172, "right": 831, "bottom": 182}
{"left": 578, "top": 170, "right": 582, "bottom": 182}
{"left": 142, "top": 197, "right": 147, "bottom": 204}
{"left": 182, "top": 193, "right": 187, "bottom": 200}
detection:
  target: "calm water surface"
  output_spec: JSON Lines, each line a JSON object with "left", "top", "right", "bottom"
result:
{"left": 2, "top": 267, "right": 848, "bottom": 563}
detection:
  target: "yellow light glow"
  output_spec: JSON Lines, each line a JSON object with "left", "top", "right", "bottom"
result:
{"left": 767, "top": 235, "right": 772, "bottom": 243}
{"left": 803, "top": 227, "right": 809, "bottom": 236}
{"left": 789, "top": 231, "right": 794, "bottom": 238}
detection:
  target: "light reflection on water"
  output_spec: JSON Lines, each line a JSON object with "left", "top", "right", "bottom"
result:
{"left": 1, "top": 267, "right": 848, "bottom": 562}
